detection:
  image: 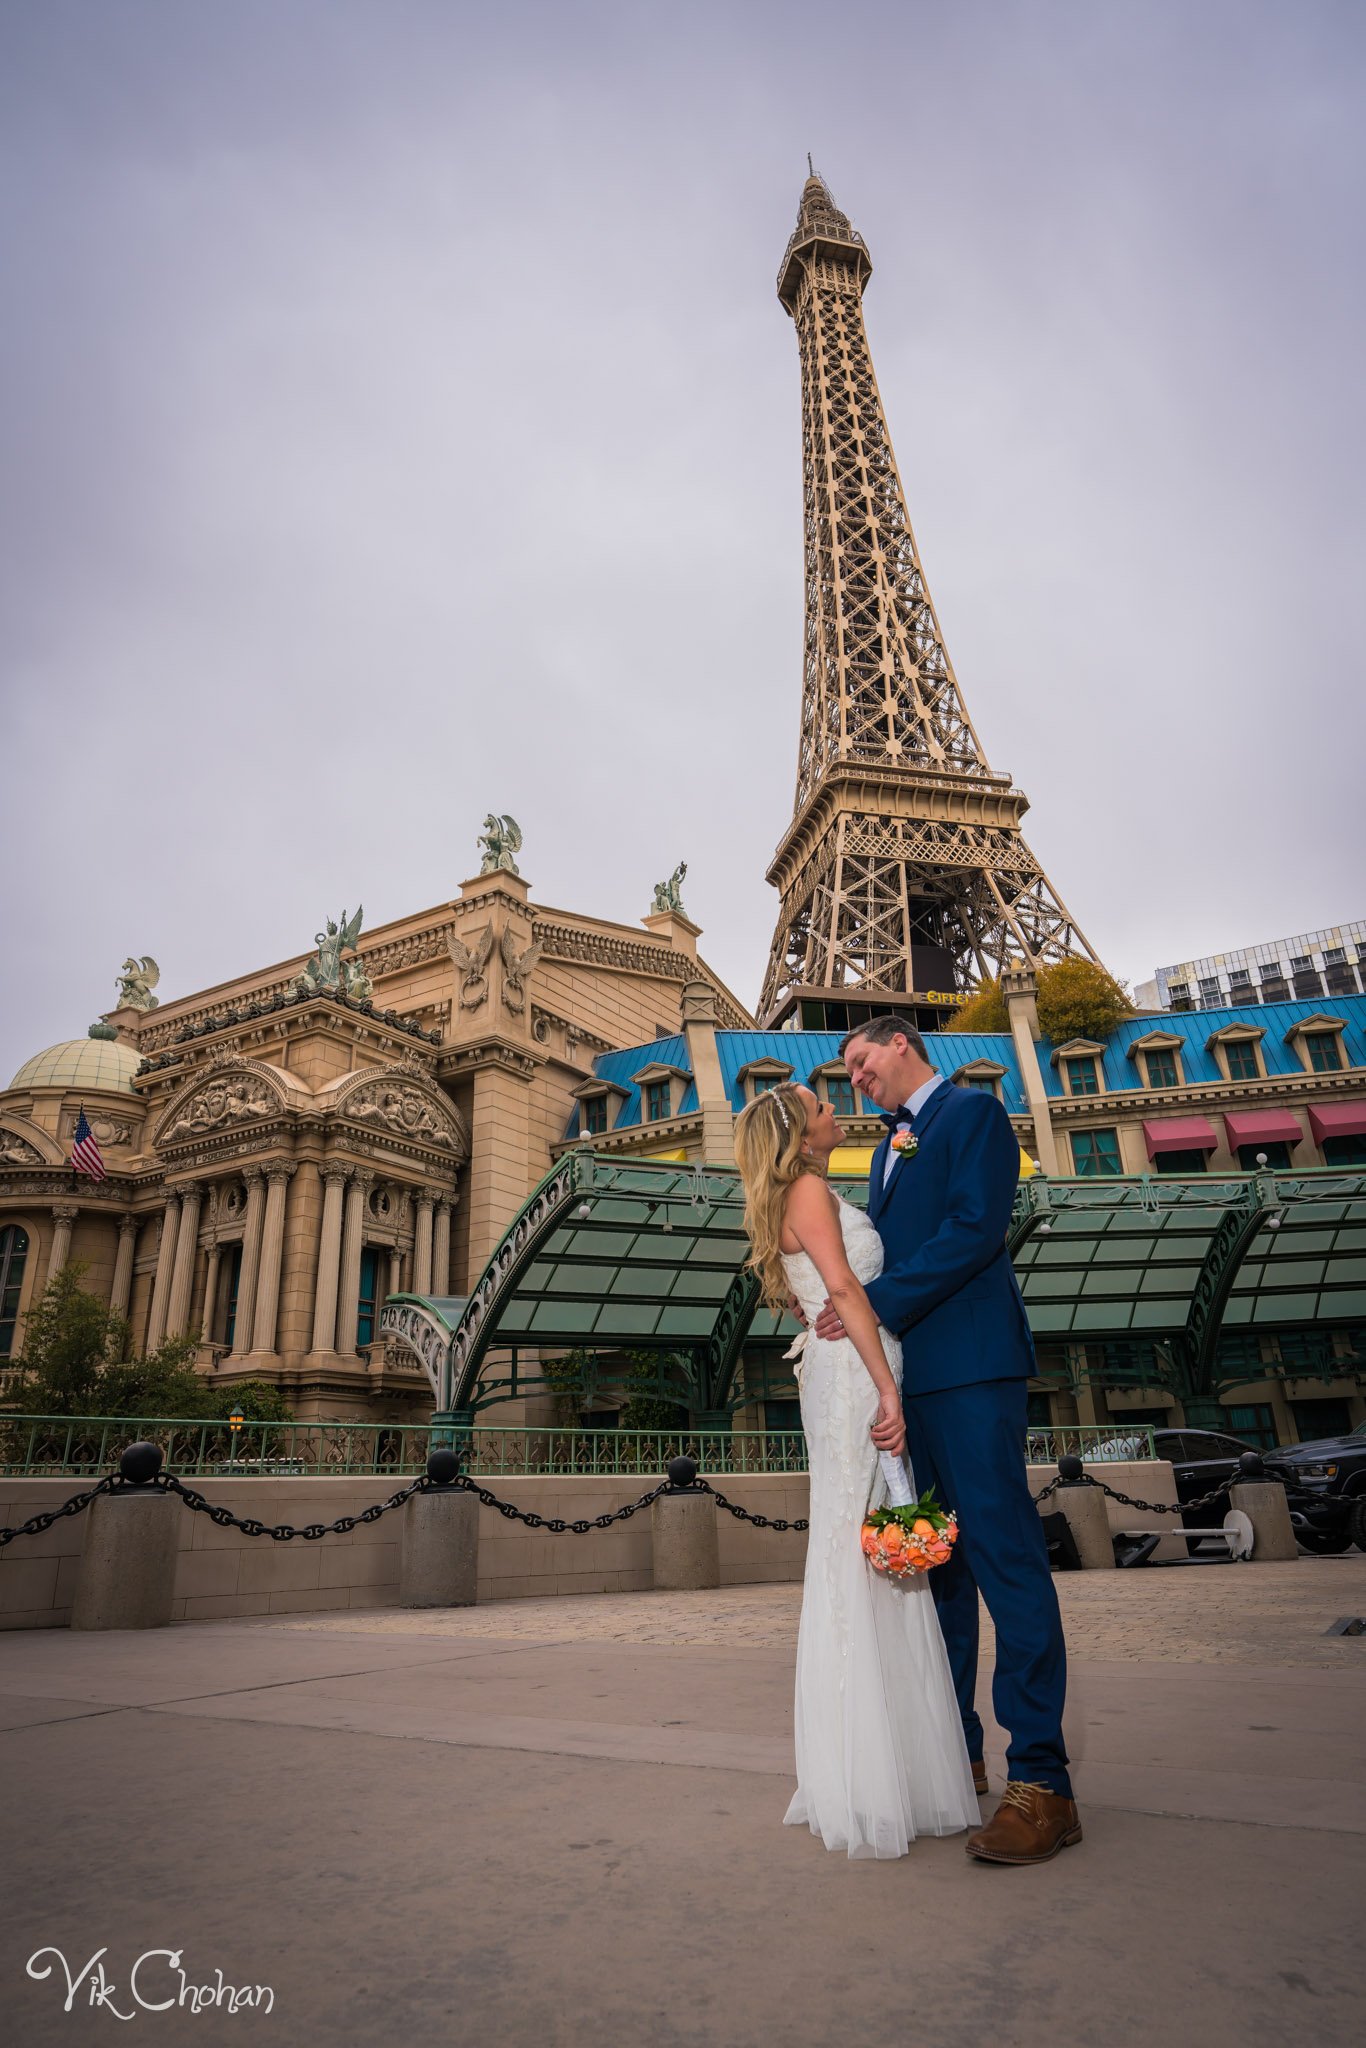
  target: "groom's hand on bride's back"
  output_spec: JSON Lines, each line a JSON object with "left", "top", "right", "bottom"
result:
{"left": 788, "top": 1293, "right": 807, "bottom": 1327}
{"left": 813, "top": 1298, "right": 844, "bottom": 1341}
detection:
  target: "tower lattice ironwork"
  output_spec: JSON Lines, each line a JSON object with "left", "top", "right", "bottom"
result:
{"left": 758, "top": 174, "right": 1099, "bottom": 1026}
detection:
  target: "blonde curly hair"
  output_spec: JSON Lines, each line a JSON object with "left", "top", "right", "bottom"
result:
{"left": 734, "top": 1082, "right": 821, "bottom": 1311}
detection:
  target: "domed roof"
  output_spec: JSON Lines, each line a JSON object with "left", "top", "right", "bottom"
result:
{"left": 10, "top": 1036, "right": 142, "bottom": 1095}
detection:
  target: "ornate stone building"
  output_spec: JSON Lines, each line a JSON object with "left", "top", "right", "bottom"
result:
{"left": 0, "top": 856, "right": 750, "bottom": 1419}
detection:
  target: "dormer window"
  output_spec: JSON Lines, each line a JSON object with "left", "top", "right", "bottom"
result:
{"left": 1050, "top": 1039, "right": 1106, "bottom": 1097}
{"left": 951, "top": 1058, "right": 1007, "bottom": 1103}
{"left": 1126, "top": 1030, "right": 1186, "bottom": 1092}
{"left": 806, "top": 1059, "right": 861, "bottom": 1119}
{"left": 571, "top": 1076, "right": 630, "bottom": 1138}
{"left": 1283, "top": 1015, "right": 1349, "bottom": 1078}
{"left": 735, "top": 1057, "right": 794, "bottom": 1107}
{"left": 1206, "top": 1022, "right": 1266, "bottom": 1084}
{"left": 1307, "top": 1034, "right": 1343, "bottom": 1073}
{"left": 629, "top": 1060, "right": 691, "bottom": 1124}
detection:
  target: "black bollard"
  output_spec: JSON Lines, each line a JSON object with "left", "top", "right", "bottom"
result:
{"left": 426, "top": 1447, "right": 462, "bottom": 1488}
{"left": 1057, "top": 1453, "right": 1087, "bottom": 1486}
{"left": 119, "top": 1441, "right": 164, "bottom": 1486}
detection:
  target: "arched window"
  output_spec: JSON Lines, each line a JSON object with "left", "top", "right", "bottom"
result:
{"left": 0, "top": 1225, "right": 30, "bottom": 1356}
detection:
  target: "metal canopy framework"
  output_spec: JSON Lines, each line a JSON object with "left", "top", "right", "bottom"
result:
{"left": 380, "top": 1155, "right": 1366, "bottom": 1423}
{"left": 379, "top": 1152, "right": 819, "bottom": 1422}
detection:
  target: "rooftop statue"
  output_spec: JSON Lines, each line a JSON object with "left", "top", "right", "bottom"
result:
{"left": 116, "top": 957, "right": 160, "bottom": 1010}
{"left": 291, "top": 908, "right": 373, "bottom": 1001}
{"left": 651, "top": 862, "right": 688, "bottom": 915}
{"left": 478, "top": 813, "right": 522, "bottom": 876}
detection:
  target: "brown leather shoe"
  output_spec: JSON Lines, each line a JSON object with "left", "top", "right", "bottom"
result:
{"left": 972, "top": 1760, "right": 989, "bottom": 1797}
{"left": 966, "top": 1781, "right": 1081, "bottom": 1864}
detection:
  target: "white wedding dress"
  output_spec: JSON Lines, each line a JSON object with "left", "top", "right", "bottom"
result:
{"left": 781, "top": 1195, "right": 979, "bottom": 1858}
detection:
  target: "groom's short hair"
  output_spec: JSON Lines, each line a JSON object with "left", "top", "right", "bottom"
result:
{"left": 839, "top": 1014, "right": 928, "bottom": 1061}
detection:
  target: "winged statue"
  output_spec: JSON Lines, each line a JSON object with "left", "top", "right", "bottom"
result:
{"left": 500, "top": 926, "right": 544, "bottom": 1014}
{"left": 446, "top": 924, "right": 496, "bottom": 1009}
{"left": 477, "top": 813, "right": 523, "bottom": 876}
{"left": 291, "top": 907, "right": 372, "bottom": 999}
{"left": 116, "top": 957, "right": 161, "bottom": 1010}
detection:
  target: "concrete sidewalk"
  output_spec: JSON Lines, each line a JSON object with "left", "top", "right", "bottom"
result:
{"left": 3, "top": 1560, "right": 1363, "bottom": 2047}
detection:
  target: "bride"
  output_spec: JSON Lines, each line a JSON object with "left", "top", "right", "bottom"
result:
{"left": 734, "top": 1080, "right": 979, "bottom": 1858}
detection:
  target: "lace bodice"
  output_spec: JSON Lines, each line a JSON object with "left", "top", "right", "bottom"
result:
{"left": 781, "top": 1194, "right": 884, "bottom": 1326}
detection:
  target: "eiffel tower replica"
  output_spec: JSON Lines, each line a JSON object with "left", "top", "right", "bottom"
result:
{"left": 758, "top": 173, "right": 1100, "bottom": 1030}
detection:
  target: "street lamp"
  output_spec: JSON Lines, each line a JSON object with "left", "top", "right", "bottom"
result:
{"left": 228, "top": 1406, "right": 245, "bottom": 1470}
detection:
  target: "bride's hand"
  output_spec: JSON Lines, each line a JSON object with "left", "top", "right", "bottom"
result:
{"left": 871, "top": 1392, "right": 905, "bottom": 1457}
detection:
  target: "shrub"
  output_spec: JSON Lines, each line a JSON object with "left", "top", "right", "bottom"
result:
{"left": 946, "top": 977, "right": 1008, "bottom": 1033}
{"left": 1035, "top": 958, "right": 1133, "bottom": 1044}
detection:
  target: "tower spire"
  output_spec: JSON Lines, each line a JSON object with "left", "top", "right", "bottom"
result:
{"left": 758, "top": 176, "right": 1100, "bottom": 1029}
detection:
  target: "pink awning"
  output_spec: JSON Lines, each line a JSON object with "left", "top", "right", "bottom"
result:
{"left": 1224, "top": 1110, "right": 1304, "bottom": 1150}
{"left": 1142, "top": 1116, "right": 1219, "bottom": 1161}
{"left": 1308, "top": 1101, "right": 1366, "bottom": 1143}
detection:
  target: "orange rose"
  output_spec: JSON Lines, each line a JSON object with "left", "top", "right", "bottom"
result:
{"left": 911, "top": 1518, "right": 936, "bottom": 1538}
{"left": 860, "top": 1524, "right": 880, "bottom": 1557}
{"left": 925, "top": 1541, "right": 952, "bottom": 1566}
{"left": 879, "top": 1522, "right": 907, "bottom": 1552}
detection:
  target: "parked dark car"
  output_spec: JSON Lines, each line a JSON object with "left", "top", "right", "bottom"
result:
{"left": 1150, "top": 1428, "right": 1354, "bottom": 1554}
{"left": 1264, "top": 1420, "right": 1366, "bottom": 1554}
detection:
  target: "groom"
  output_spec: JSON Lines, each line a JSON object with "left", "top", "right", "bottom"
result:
{"left": 813, "top": 1014, "right": 1080, "bottom": 1864}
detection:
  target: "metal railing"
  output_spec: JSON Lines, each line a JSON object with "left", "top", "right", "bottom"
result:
{"left": 0, "top": 1416, "right": 811, "bottom": 1480}
{"left": 0, "top": 1414, "right": 1154, "bottom": 1479}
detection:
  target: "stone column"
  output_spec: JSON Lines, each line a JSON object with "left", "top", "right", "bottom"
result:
{"left": 145, "top": 1192, "right": 181, "bottom": 1351}
{"left": 46, "top": 1202, "right": 79, "bottom": 1285}
{"left": 336, "top": 1169, "right": 374, "bottom": 1357}
{"left": 309, "top": 1163, "right": 350, "bottom": 1355}
{"left": 231, "top": 1168, "right": 266, "bottom": 1355}
{"left": 432, "top": 1198, "right": 453, "bottom": 1296}
{"left": 109, "top": 1214, "right": 138, "bottom": 1319}
{"left": 414, "top": 1194, "right": 435, "bottom": 1296}
{"left": 1001, "top": 967, "right": 1059, "bottom": 1176}
{"left": 165, "top": 1181, "right": 204, "bottom": 1339}
{"left": 250, "top": 1162, "right": 296, "bottom": 1357}
{"left": 201, "top": 1241, "right": 222, "bottom": 1346}
{"left": 388, "top": 1247, "right": 403, "bottom": 1303}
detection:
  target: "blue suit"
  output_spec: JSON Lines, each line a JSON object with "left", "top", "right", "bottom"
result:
{"left": 864, "top": 1081, "right": 1071, "bottom": 1797}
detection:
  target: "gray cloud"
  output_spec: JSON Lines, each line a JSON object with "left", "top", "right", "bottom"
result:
{"left": 2, "top": 0, "right": 1363, "bottom": 1077}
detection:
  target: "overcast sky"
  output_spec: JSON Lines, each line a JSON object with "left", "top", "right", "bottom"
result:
{"left": 2, "top": 0, "right": 1363, "bottom": 1079}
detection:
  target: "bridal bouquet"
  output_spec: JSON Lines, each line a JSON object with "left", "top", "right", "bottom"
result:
{"left": 861, "top": 1452, "right": 958, "bottom": 1577}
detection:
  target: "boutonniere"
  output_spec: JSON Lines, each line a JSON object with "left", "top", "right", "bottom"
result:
{"left": 890, "top": 1125, "right": 919, "bottom": 1157}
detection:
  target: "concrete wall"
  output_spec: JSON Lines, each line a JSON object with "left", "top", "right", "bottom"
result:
{"left": 0, "top": 1463, "right": 1178, "bottom": 1630}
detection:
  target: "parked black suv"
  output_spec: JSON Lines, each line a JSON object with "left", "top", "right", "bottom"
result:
{"left": 1096, "top": 1427, "right": 1358, "bottom": 1553}
{"left": 1264, "top": 1420, "right": 1366, "bottom": 1554}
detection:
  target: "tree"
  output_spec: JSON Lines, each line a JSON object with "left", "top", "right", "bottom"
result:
{"left": 4, "top": 1263, "right": 114, "bottom": 1414}
{"left": 946, "top": 977, "right": 1009, "bottom": 1032}
{"left": 2, "top": 1265, "right": 293, "bottom": 1421}
{"left": 1035, "top": 958, "right": 1133, "bottom": 1044}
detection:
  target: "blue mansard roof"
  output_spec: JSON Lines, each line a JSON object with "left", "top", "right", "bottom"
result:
{"left": 566, "top": 1025, "right": 1029, "bottom": 1136}
{"left": 1038, "top": 994, "right": 1366, "bottom": 1097}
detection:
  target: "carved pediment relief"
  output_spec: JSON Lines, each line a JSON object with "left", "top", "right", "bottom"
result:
{"left": 335, "top": 1071, "right": 468, "bottom": 1157}
{"left": 154, "top": 1060, "right": 289, "bottom": 1147}
{"left": 0, "top": 1119, "right": 51, "bottom": 1166}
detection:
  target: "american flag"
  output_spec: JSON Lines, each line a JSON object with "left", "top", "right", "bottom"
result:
{"left": 71, "top": 1106, "right": 106, "bottom": 1181}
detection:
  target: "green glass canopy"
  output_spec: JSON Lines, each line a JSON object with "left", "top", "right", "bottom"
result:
{"left": 378, "top": 1152, "right": 1366, "bottom": 1422}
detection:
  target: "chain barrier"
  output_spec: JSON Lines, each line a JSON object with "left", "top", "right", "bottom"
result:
{"left": 159, "top": 1471, "right": 425, "bottom": 1539}
{"left": 686, "top": 1477, "right": 808, "bottom": 1532}
{"left": 1034, "top": 1463, "right": 1338, "bottom": 1519}
{"left": 0, "top": 1475, "right": 114, "bottom": 1549}
{"left": 453, "top": 1474, "right": 669, "bottom": 1532}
